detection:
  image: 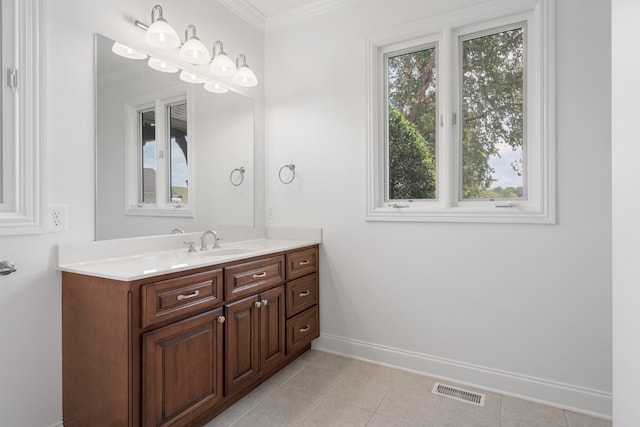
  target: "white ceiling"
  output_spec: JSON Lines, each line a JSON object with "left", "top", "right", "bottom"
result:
{"left": 242, "top": 0, "right": 321, "bottom": 18}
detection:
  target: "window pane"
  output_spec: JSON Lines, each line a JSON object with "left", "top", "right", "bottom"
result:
{"left": 168, "top": 102, "right": 188, "bottom": 204}
{"left": 461, "top": 27, "right": 524, "bottom": 200}
{"left": 140, "top": 109, "right": 156, "bottom": 203}
{"left": 387, "top": 47, "right": 437, "bottom": 200}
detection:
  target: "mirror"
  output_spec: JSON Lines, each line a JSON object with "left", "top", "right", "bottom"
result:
{"left": 95, "top": 34, "right": 254, "bottom": 240}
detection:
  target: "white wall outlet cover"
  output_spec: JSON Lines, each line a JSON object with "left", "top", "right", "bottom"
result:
{"left": 48, "top": 205, "right": 68, "bottom": 232}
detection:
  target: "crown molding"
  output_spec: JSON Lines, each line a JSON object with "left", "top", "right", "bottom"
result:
{"left": 219, "top": 0, "right": 359, "bottom": 33}
{"left": 267, "top": 0, "right": 359, "bottom": 31}
{"left": 218, "top": 0, "right": 266, "bottom": 32}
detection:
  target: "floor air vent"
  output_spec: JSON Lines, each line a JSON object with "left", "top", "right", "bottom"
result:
{"left": 431, "top": 383, "right": 486, "bottom": 407}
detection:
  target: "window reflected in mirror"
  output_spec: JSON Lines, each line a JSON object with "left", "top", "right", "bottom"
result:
{"left": 140, "top": 109, "right": 157, "bottom": 204}
{"left": 168, "top": 101, "right": 188, "bottom": 204}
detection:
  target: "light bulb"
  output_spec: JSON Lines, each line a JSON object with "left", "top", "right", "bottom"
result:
{"left": 111, "top": 42, "right": 147, "bottom": 60}
{"left": 204, "top": 81, "right": 229, "bottom": 94}
{"left": 148, "top": 57, "right": 179, "bottom": 73}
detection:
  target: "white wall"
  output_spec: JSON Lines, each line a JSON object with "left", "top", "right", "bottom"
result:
{"left": 0, "top": 1, "right": 264, "bottom": 426}
{"left": 265, "top": 0, "right": 612, "bottom": 416}
{"left": 612, "top": 1, "right": 640, "bottom": 425}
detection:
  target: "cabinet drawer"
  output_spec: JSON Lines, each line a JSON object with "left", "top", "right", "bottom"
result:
{"left": 286, "top": 273, "right": 319, "bottom": 318}
{"left": 141, "top": 269, "right": 223, "bottom": 328}
{"left": 286, "top": 247, "right": 318, "bottom": 281}
{"left": 286, "top": 306, "right": 319, "bottom": 355}
{"left": 225, "top": 255, "right": 285, "bottom": 301}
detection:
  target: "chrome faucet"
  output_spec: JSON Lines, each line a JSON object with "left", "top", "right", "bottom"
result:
{"left": 200, "top": 230, "right": 221, "bottom": 251}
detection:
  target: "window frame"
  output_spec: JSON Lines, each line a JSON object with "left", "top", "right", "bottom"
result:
{"left": 0, "top": 0, "right": 45, "bottom": 234}
{"left": 125, "top": 87, "right": 195, "bottom": 217}
{"left": 366, "top": 0, "right": 555, "bottom": 223}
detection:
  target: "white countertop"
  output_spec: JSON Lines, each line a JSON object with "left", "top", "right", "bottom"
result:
{"left": 58, "top": 228, "right": 321, "bottom": 281}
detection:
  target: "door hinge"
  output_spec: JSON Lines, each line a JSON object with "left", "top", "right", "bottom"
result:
{"left": 452, "top": 112, "right": 457, "bottom": 126}
{"left": 7, "top": 68, "right": 18, "bottom": 92}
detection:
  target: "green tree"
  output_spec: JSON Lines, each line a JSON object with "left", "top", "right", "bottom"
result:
{"left": 461, "top": 28, "right": 524, "bottom": 198}
{"left": 388, "top": 108, "right": 435, "bottom": 200}
{"left": 387, "top": 47, "right": 437, "bottom": 199}
{"left": 386, "top": 28, "right": 524, "bottom": 199}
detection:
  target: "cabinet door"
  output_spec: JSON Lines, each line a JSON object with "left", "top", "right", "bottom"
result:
{"left": 225, "top": 295, "right": 260, "bottom": 395}
{"left": 143, "top": 308, "right": 224, "bottom": 427}
{"left": 259, "top": 286, "right": 286, "bottom": 374}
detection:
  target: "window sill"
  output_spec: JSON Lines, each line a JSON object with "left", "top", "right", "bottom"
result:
{"left": 126, "top": 205, "right": 194, "bottom": 218}
{"left": 366, "top": 204, "right": 556, "bottom": 224}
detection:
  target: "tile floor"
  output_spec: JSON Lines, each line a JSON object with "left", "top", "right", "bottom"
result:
{"left": 204, "top": 350, "right": 611, "bottom": 427}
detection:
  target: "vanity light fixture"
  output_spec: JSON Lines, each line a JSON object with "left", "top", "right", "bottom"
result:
{"left": 111, "top": 42, "right": 147, "bottom": 60}
{"left": 179, "top": 70, "right": 205, "bottom": 84}
{"left": 144, "top": 5, "right": 180, "bottom": 49}
{"left": 147, "top": 57, "right": 179, "bottom": 73}
{"left": 210, "top": 41, "right": 237, "bottom": 76}
{"left": 179, "top": 25, "right": 211, "bottom": 64}
{"left": 232, "top": 54, "right": 258, "bottom": 87}
{"left": 204, "top": 81, "right": 229, "bottom": 94}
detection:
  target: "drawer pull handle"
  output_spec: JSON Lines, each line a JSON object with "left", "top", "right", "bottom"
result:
{"left": 252, "top": 272, "right": 267, "bottom": 279}
{"left": 299, "top": 325, "right": 311, "bottom": 333}
{"left": 299, "top": 290, "right": 311, "bottom": 297}
{"left": 255, "top": 301, "right": 262, "bottom": 308}
{"left": 177, "top": 290, "right": 200, "bottom": 301}
{"left": 299, "top": 260, "right": 310, "bottom": 266}
{"left": 262, "top": 299, "right": 269, "bottom": 306}
{"left": 217, "top": 316, "right": 226, "bottom": 324}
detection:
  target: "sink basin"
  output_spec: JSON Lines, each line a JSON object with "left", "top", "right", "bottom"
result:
{"left": 208, "top": 247, "right": 256, "bottom": 256}
{"left": 193, "top": 245, "right": 263, "bottom": 258}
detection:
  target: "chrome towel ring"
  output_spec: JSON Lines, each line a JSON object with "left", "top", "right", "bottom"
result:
{"left": 230, "top": 167, "right": 246, "bottom": 186}
{"left": 278, "top": 163, "right": 296, "bottom": 184}
{"left": 0, "top": 261, "right": 17, "bottom": 276}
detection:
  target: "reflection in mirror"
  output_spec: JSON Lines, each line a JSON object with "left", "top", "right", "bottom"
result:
{"left": 95, "top": 34, "right": 255, "bottom": 240}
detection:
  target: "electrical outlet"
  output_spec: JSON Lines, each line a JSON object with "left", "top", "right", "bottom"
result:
{"left": 267, "top": 204, "right": 275, "bottom": 219}
{"left": 48, "top": 205, "right": 68, "bottom": 232}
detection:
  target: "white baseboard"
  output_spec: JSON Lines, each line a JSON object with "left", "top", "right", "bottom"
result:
{"left": 313, "top": 333, "right": 612, "bottom": 419}
{"left": 47, "top": 422, "right": 63, "bottom": 427}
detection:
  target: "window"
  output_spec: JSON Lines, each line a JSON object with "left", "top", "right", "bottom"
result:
{"left": 367, "top": 0, "right": 555, "bottom": 223}
{"left": 126, "top": 90, "right": 193, "bottom": 217}
{"left": 0, "top": 0, "right": 45, "bottom": 234}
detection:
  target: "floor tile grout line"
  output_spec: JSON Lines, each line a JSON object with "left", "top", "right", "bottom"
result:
{"left": 227, "top": 380, "right": 287, "bottom": 427}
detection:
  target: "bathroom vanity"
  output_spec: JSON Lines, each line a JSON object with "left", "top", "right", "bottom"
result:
{"left": 59, "top": 232, "right": 320, "bottom": 426}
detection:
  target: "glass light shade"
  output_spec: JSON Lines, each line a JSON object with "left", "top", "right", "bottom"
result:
{"left": 145, "top": 19, "right": 180, "bottom": 49}
{"left": 210, "top": 53, "right": 237, "bottom": 76}
{"left": 232, "top": 65, "right": 258, "bottom": 87}
{"left": 179, "top": 38, "right": 211, "bottom": 64}
{"left": 204, "top": 81, "right": 229, "bottom": 94}
{"left": 147, "top": 57, "right": 179, "bottom": 73}
{"left": 111, "top": 42, "right": 147, "bottom": 60}
{"left": 179, "top": 70, "right": 205, "bottom": 84}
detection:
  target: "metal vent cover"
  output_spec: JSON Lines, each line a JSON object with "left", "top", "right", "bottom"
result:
{"left": 431, "top": 382, "right": 486, "bottom": 407}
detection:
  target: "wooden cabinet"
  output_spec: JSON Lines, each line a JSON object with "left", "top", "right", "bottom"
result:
{"left": 225, "top": 285, "right": 285, "bottom": 396}
{"left": 62, "top": 244, "right": 319, "bottom": 427}
{"left": 285, "top": 249, "right": 320, "bottom": 355}
{"left": 143, "top": 308, "right": 225, "bottom": 427}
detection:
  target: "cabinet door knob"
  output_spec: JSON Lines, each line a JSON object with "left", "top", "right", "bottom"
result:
{"left": 299, "top": 260, "right": 310, "bottom": 266}
{"left": 299, "top": 325, "right": 311, "bottom": 333}
{"left": 261, "top": 299, "right": 268, "bottom": 306}
{"left": 299, "top": 290, "right": 311, "bottom": 297}
{"left": 252, "top": 272, "right": 267, "bottom": 279}
{"left": 217, "top": 316, "right": 226, "bottom": 324}
{"left": 254, "top": 301, "right": 262, "bottom": 308}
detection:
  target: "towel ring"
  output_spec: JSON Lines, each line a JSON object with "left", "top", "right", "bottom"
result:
{"left": 278, "top": 163, "right": 296, "bottom": 184}
{"left": 230, "top": 167, "right": 246, "bottom": 186}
